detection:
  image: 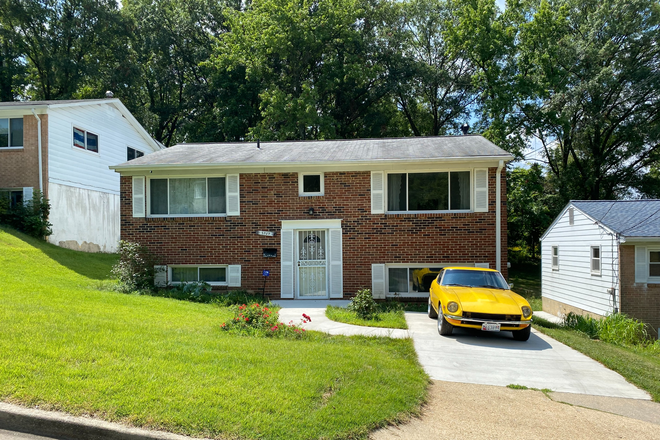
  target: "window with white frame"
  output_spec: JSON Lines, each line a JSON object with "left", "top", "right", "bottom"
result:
{"left": 387, "top": 171, "right": 470, "bottom": 212}
{"left": 650, "top": 250, "right": 660, "bottom": 278}
{"left": 150, "top": 177, "right": 226, "bottom": 216}
{"left": 0, "top": 118, "right": 23, "bottom": 148}
{"left": 170, "top": 266, "right": 227, "bottom": 285}
{"left": 73, "top": 127, "right": 98, "bottom": 153}
{"left": 590, "top": 246, "right": 601, "bottom": 275}
{"left": 0, "top": 189, "right": 23, "bottom": 207}
{"left": 388, "top": 267, "right": 443, "bottom": 294}
{"left": 299, "top": 173, "right": 324, "bottom": 196}
{"left": 552, "top": 246, "right": 559, "bottom": 270}
{"left": 127, "top": 147, "right": 144, "bottom": 161}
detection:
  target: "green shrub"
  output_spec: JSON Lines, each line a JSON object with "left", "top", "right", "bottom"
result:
{"left": 348, "top": 288, "right": 378, "bottom": 320}
{"left": 563, "top": 312, "right": 600, "bottom": 339}
{"left": 563, "top": 312, "right": 655, "bottom": 347}
{"left": 212, "top": 290, "right": 267, "bottom": 306}
{"left": 0, "top": 190, "right": 52, "bottom": 239}
{"left": 111, "top": 240, "right": 161, "bottom": 293}
{"left": 168, "top": 281, "right": 213, "bottom": 302}
{"left": 220, "top": 303, "right": 311, "bottom": 338}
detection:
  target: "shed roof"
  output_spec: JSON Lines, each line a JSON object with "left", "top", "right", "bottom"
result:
{"left": 111, "top": 135, "right": 512, "bottom": 170}
{"left": 572, "top": 200, "right": 660, "bottom": 238}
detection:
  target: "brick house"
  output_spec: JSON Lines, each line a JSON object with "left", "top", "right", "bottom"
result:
{"left": 111, "top": 136, "right": 512, "bottom": 300}
{"left": 0, "top": 99, "right": 162, "bottom": 252}
{"left": 541, "top": 200, "right": 660, "bottom": 336}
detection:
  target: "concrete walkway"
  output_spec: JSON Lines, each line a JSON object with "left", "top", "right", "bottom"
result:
{"left": 275, "top": 301, "right": 650, "bottom": 400}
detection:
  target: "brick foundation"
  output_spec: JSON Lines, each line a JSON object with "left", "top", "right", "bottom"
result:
{"left": 120, "top": 168, "right": 508, "bottom": 299}
{"left": 620, "top": 245, "right": 660, "bottom": 338}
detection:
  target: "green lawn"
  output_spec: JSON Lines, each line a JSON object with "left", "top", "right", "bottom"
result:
{"left": 326, "top": 306, "right": 408, "bottom": 329}
{"left": 534, "top": 325, "right": 660, "bottom": 401}
{"left": 508, "top": 262, "right": 542, "bottom": 311}
{"left": 0, "top": 228, "right": 428, "bottom": 439}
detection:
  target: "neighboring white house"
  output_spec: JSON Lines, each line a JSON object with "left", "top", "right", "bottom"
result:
{"left": 541, "top": 200, "right": 660, "bottom": 336}
{"left": 0, "top": 98, "right": 163, "bottom": 252}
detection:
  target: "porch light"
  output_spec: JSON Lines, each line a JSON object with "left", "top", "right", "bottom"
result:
{"left": 308, "top": 207, "right": 315, "bottom": 215}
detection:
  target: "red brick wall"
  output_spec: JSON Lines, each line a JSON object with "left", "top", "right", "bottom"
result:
{"left": 120, "top": 168, "right": 508, "bottom": 299}
{"left": 0, "top": 114, "right": 49, "bottom": 194}
{"left": 620, "top": 245, "right": 660, "bottom": 337}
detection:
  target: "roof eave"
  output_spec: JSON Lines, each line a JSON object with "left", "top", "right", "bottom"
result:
{"left": 110, "top": 154, "right": 514, "bottom": 172}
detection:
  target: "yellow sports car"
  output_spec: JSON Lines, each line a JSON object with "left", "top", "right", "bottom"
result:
{"left": 428, "top": 267, "right": 533, "bottom": 341}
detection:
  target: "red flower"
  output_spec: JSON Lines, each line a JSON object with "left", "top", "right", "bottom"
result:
{"left": 245, "top": 317, "right": 249, "bottom": 321}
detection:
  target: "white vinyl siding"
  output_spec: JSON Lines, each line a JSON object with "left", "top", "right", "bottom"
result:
{"left": 541, "top": 206, "right": 618, "bottom": 316}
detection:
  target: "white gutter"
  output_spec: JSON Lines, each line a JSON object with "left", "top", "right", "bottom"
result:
{"left": 496, "top": 160, "right": 504, "bottom": 272}
{"left": 31, "top": 109, "right": 43, "bottom": 192}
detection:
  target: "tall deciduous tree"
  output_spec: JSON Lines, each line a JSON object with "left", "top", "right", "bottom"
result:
{"left": 0, "top": 0, "right": 128, "bottom": 100}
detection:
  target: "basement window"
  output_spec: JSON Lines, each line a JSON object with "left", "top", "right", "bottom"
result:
{"left": 170, "top": 266, "right": 227, "bottom": 285}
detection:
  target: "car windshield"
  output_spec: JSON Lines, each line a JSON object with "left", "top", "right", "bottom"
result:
{"left": 441, "top": 269, "right": 509, "bottom": 290}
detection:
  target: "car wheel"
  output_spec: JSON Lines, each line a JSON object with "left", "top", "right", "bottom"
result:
{"left": 428, "top": 298, "right": 438, "bottom": 319}
{"left": 512, "top": 325, "right": 531, "bottom": 341}
{"left": 438, "top": 313, "right": 454, "bottom": 336}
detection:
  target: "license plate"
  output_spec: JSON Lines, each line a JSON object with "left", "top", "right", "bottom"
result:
{"left": 482, "top": 322, "right": 500, "bottom": 332}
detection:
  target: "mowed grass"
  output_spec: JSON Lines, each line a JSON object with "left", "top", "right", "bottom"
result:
{"left": 534, "top": 325, "right": 660, "bottom": 401}
{"left": 0, "top": 228, "right": 428, "bottom": 439}
{"left": 326, "top": 306, "right": 408, "bottom": 329}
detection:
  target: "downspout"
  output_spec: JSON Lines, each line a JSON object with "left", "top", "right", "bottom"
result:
{"left": 31, "top": 109, "right": 43, "bottom": 193}
{"left": 496, "top": 160, "right": 504, "bottom": 272}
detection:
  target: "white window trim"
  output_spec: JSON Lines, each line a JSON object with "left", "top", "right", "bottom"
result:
{"left": 0, "top": 117, "right": 24, "bottom": 149}
{"left": 147, "top": 175, "right": 229, "bottom": 218}
{"left": 385, "top": 263, "right": 476, "bottom": 297}
{"left": 649, "top": 248, "right": 660, "bottom": 283}
{"left": 590, "top": 245, "right": 601, "bottom": 276}
{"left": 384, "top": 170, "right": 473, "bottom": 214}
{"left": 552, "top": 246, "right": 559, "bottom": 270}
{"left": 72, "top": 124, "right": 100, "bottom": 154}
{"left": 168, "top": 265, "right": 229, "bottom": 286}
{"left": 298, "top": 172, "right": 324, "bottom": 196}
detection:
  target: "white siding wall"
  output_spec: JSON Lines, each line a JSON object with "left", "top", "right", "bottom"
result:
{"left": 48, "top": 182, "right": 119, "bottom": 253}
{"left": 47, "top": 103, "right": 157, "bottom": 195}
{"left": 541, "top": 207, "right": 618, "bottom": 316}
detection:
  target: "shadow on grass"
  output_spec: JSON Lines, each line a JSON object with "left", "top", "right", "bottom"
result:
{"left": 2, "top": 227, "right": 118, "bottom": 280}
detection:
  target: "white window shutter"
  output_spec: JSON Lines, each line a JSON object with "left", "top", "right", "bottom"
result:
{"left": 228, "top": 265, "right": 241, "bottom": 287}
{"left": 635, "top": 246, "right": 648, "bottom": 283}
{"left": 227, "top": 174, "right": 240, "bottom": 216}
{"left": 22, "top": 187, "right": 33, "bottom": 205}
{"left": 328, "top": 228, "right": 343, "bottom": 298}
{"left": 154, "top": 265, "right": 167, "bottom": 287}
{"left": 474, "top": 169, "right": 488, "bottom": 212}
{"left": 281, "top": 229, "right": 295, "bottom": 298}
{"left": 475, "top": 262, "right": 490, "bottom": 268}
{"left": 371, "top": 171, "right": 384, "bottom": 214}
{"left": 132, "top": 176, "right": 145, "bottom": 217}
{"left": 372, "top": 264, "right": 386, "bottom": 299}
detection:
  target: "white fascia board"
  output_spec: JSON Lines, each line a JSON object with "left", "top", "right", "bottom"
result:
{"left": 110, "top": 156, "right": 514, "bottom": 175}
{"left": 620, "top": 236, "right": 660, "bottom": 244}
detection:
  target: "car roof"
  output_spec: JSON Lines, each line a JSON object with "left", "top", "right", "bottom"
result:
{"left": 442, "top": 267, "right": 499, "bottom": 273}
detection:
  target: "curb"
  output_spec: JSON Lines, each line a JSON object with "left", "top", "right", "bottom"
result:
{"left": 0, "top": 403, "right": 207, "bottom": 440}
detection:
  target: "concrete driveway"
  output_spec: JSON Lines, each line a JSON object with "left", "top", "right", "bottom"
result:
{"left": 406, "top": 311, "right": 650, "bottom": 399}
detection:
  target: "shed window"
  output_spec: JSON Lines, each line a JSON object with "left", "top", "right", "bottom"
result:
{"left": 552, "top": 246, "right": 559, "bottom": 270}
{"left": 0, "top": 118, "right": 23, "bottom": 148}
{"left": 590, "top": 246, "right": 601, "bottom": 275}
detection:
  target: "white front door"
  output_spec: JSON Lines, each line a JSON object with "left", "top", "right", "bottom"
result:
{"left": 296, "top": 229, "right": 328, "bottom": 298}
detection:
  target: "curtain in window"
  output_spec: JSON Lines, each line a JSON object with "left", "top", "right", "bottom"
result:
{"left": 171, "top": 267, "right": 198, "bottom": 282}
{"left": 388, "top": 268, "right": 408, "bottom": 292}
{"left": 150, "top": 179, "right": 168, "bottom": 214}
{"left": 409, "top": 173, "right": 448, "bottom": 211}
{"left": 200, "top": 267, "right": 226, "bottom": 282}
{"left": 208, "top": 178, "right": 226, "bottom": 214}
{"left": 170, "top": 178, "right": 207, "bottom": 214}
{"left": 387, "top": 174, "right": 406, "bottom": 211}
{"left": 450, "top": 171, "right": 470, "bottom": 210}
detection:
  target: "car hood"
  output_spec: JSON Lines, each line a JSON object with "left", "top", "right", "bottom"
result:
{"left": 446, "top": 287, "right": 527, "bottom": 314}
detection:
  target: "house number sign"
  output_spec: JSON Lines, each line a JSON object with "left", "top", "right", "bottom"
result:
{"left": 256, "top": 231, "right": 275, "bottom": 237}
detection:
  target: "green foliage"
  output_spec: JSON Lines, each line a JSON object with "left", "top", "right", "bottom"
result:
{"left": 562, "top": 312, "right": 657, "bottom": 347}
{"left": 167, "top": 281, "right": 212, "bottom": 302}
{"left": 211, "top": 290, "right": 268, "bottom": 307}
{"left": 220, "top": 303, "right": 311, "bottom": 338}
{"left": 347, "top": 288, "right": 379, "bottom": 320}
{"left": 326, "top": 305, "right": 408, "bottom": 329}
{"left": 0, "top": 190, "right": 52, "bottom": 239}
{"left": 111, "top": 240, "right": 161, "bottom": 292}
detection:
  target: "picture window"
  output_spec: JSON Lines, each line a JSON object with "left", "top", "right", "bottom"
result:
{"left": 387, "top": 171, "right": 470, "bottom": 212}
{"left": 0, "top": 118, "right": 23, "bottom": 148}
{"left": 150, "top": 177, "right": 226, "bottom": 216}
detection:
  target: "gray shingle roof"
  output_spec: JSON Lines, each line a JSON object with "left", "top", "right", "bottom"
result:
{"left": 113, "top": 135, "right": 512, "bottom": 168}
{"left": 573, "top": 200, "right": 660, "bottom": 238}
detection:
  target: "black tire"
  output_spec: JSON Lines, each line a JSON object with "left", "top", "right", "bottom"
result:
{"left": 438, "top": 313, "right": 454, "bottom": 336}
{"left": 512, "top": 324, "right": 531, "bottom": 341}
{"left": 428, "top": 298, "right": 438, "bottom": 319}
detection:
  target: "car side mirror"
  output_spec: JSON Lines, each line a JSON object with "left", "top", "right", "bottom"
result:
{"left": 508, "top": 282, "right": 514, "bottom": 290}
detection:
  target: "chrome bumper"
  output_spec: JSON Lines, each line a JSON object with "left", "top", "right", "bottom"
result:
{"left": 444, "top": 314, "right": 532, "bottom": 325}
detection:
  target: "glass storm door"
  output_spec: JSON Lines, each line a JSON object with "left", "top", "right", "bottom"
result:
{"left": 297, "top": 230, "right": 328, "bottom": 298}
